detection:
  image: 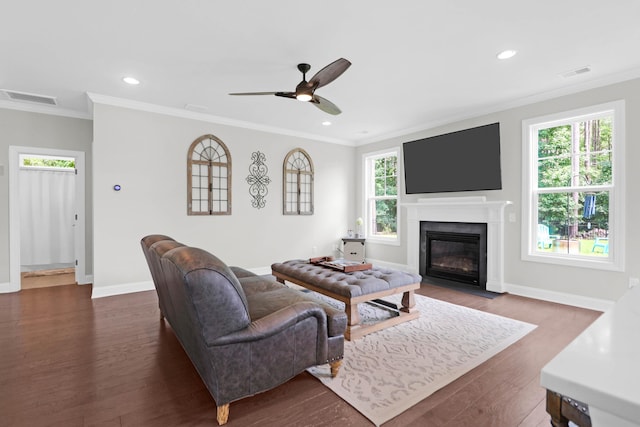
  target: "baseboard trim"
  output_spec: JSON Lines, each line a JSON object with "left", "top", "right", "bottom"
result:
{"left": 504, "top": 282, "right": 613, "bottom": 312}
{"left": 91, "top": 281, "right": 154, "bottom": 299}
{"left": 0, "top": 281, "right": 20, "bottom": 293}
{"left": 78, "top": 274, "right": 94, "bottom": 286}
{"left": 370, "top": 258, "right": 614, "bottom": 311}
{"left": 91, "top": 266, "right": 269, "bottom": 299}
{"left": 85, "top": 265, "right": 615, "bottom": 312}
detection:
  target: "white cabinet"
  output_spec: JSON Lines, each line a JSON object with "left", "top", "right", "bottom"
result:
{"left": 342, "top": 238, "right": 365, "bottom": 263}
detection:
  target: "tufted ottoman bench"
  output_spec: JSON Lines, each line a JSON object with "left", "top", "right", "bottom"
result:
{"left": 271, "top": 259, "right": 422, "bottom": 340}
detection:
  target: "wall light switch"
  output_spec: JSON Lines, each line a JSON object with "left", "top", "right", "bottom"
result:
{"left": 629, "top": 277, "right": 639, "bottom": 289}
{"left": 0, "top": 164, "right": 4, "bottom": 176}
{"left": 509, "top": 213, "right": 516, "bottom": 222}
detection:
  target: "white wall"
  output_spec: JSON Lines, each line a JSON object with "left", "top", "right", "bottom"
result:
{"left": 357, "top": 77, "right": 640, "bottom": 303}
{"left": 91, "top": 103, "right": 355, "bottom": 294}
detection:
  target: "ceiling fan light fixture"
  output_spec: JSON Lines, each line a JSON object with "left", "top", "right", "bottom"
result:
{"left": 296, "top": 94, "right": 312, "bottom": 102}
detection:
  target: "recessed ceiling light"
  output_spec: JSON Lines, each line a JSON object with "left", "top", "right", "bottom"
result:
{"left": 122, "top": 76, "right": 140, "bottom": 85}
{"left": 497, "top": 49, "right": 517, "bottom": 60}
{"left": 322, "top": 121, "right": 332, "bottom": 126}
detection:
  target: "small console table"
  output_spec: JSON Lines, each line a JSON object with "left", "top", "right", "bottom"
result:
{"left": 342, "top": 237, "right": 365, "bottom": 263}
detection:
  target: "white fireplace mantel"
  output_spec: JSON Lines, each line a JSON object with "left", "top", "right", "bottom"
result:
{"left": 403, "top": 196, "right": 512, "bottom": 293}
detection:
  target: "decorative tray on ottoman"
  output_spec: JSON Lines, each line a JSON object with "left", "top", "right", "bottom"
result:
{"left": 309, "top": 256, "right": 372, "bottom": 272}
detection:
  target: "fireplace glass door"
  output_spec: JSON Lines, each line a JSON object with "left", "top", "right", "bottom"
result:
{"left": 426, "top": 231, "right": 480, "bottom": 285}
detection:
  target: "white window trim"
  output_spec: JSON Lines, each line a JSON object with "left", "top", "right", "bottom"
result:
{"left": 362, "top": 147, "right": 401, "bottom": 246}
{"left": 521, "top": 100, "right": 625, "bottom": 271}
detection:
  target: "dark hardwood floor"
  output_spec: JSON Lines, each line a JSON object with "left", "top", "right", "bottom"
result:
{"left": 0, "top": 283, "right": 601, "bottom": 426}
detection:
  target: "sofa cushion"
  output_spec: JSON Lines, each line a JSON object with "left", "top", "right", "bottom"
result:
{"left": 244, "top": 285, "right": 347, "bottom": 338}
{"left": 229, "top": 266, "right": 257, "bottom": 279}
{"left": 238, "top": 275, "right": 286, "bottom": 294}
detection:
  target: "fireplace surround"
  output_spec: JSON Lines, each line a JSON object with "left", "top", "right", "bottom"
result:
{"left": 404, "top": 197, "right": 512, "bottom": 293}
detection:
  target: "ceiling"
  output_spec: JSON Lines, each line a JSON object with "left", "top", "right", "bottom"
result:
{"left": 2, "top": 1, "right": 640, "bottom": 145}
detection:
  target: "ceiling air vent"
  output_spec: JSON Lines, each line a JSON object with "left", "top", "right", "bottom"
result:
{"left": 184, "top": 103, "right": 209, "bottom": 112}
{"left": 560, "top": 66, "right": 592, "bottom": 78}
{"left": 1, "top": 89, "right": 58, "bottom": 105}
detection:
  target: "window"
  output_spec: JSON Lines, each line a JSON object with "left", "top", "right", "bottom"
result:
{"left": 19, "top": 154, "right": 75, "bottom": 170}
{"left": 187, "top": 134, "right": 231, "bottom": 215}
{"left": 522, "top": 101, "right": 625, "bottom": 270}
{"left": 283, "top": 148, "right": 314, "bottom": 215}
{"left": 364, "top": 149, "right": 399, "bottom": 244}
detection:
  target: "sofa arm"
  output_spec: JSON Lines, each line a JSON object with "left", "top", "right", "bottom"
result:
{"left": 207, "top": 301, "right": 328, "bottom": 347}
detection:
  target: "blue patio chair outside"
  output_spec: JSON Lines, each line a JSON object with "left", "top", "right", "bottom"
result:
{"left": 592, "top": 237, "right": 609, "bottom": 254}
{"left": 537, "top": 224, "right": 553, "bottom": 249}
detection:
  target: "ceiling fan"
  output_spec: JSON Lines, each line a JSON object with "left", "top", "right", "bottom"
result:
{"left": 229, "top": 58, "right": 351, "bottom": 115}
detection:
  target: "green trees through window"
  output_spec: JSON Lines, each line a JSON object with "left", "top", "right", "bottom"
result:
{"left": 534, "top": 115, "right": 613, "bottom": 257}
{"left": 373, "top": 155, "right": 397, "bottom": 236}
{"left": 365, "top": 150, "right": 399, "bottom": 242}
{"left": 20, "top": 156, "right": 75, "bottom": 169}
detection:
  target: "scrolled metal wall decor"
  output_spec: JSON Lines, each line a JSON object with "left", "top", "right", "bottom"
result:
{"left": 246, "top": 151, "right": 271, "bottom": 209}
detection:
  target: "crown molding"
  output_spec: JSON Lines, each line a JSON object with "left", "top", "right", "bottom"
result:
{"left": 355, "top": 67, "right": 640, "bottom": 146}
{"left": 86, "top": 92, "right": 355, "bottom": 146}
{"left": 0, "top": 99, "right": 91, "bottom": 120}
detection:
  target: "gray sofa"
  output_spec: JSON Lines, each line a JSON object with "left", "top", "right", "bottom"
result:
{"left": 140, "top": 235, "right": 346, "bottom": 425}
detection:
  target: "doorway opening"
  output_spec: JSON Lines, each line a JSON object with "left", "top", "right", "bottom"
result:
{"left": 19, "top": 153, "right": 76, "bottom": 288}
{"left": 8, "top": 146, "right": 87, "bottom": 292}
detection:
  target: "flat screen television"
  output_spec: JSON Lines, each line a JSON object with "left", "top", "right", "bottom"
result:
{"left": 402, "top": 122, "right": 502, "bottom": 194}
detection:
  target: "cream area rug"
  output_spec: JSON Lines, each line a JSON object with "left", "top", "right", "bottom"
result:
{"left": 304, "top": 292, "right": 537, "bottom": 426}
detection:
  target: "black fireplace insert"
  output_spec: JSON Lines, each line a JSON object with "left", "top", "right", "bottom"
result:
{"left": 420, "top": 221, "right": 487, "bottom": 288}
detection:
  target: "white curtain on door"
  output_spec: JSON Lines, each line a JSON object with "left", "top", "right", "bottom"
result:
{"left": 19, "top": 168, "right": 75, "bottom": 266}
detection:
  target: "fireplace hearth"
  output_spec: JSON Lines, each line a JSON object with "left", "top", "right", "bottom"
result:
{"left": 420, "top": 221, "right": 487, "bottom": 288}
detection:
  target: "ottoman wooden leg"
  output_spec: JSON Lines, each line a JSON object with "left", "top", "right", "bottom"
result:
{"left": 346, "top": 302, "right": 360, "bottom": 326}
{"left": 400, "top": 289, "right": 417, "bottom": 313}
{"left": 344, "top": 303, "right": 363, "bottom": 341}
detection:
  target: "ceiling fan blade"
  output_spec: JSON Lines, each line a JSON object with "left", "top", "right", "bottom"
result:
{"left": 308, "top": 58, "right": 351, "bottom": 89}
{"left": 229, "top": 91, "right": 279, "bottom": 96}
{"left": 311, "top": 95, "right": 342, "bottom": 115}
{"left": 274, "top": 92, "right": 297, "bottom": 99}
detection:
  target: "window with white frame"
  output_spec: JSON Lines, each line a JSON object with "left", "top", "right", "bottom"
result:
{"left": 522, "top": 101, "right": 625, "bottom": 270}
{"left": 364, "top": 149, "right": 399, "bottom": 244}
